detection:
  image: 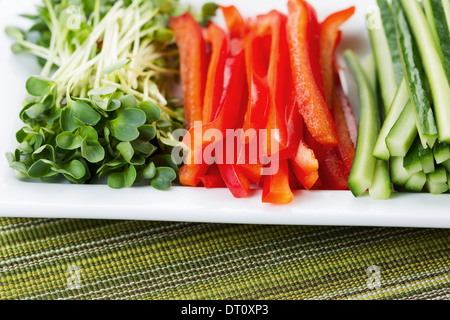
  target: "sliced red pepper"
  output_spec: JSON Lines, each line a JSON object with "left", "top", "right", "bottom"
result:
{"left": 199, "top": 164, "right": 226, "bottom": 188}
{"left": 220, "top": 5, "right": 246, "bottom": 39}
{"left": 202, "top": 23, "right": 228, "bottom": 123}
{"left": 287, "top": 0, "right": 339, "bottom": 146}
{"left": 320, "top": 7, "right": 355, "bottom": 106}
{"left": 284, "top": 76, "right": 303, "bottom": 159}
{"left": 243, "top": 27, "right": 270, "bottom": 135}
{"left": 243, "top": 11, "right": 290, "bottom": 158}
{"left": 291, "top": 159, "right": 319, "bottom": 190}
{"left": 333, "top": 71, "right": 356, "bottom": 173}
{"left": 291, "top": 140, "right": 319, "bottom": 190}
{"left": 288, "top": 164, "right": 303, "bottom": 190}
{"left": 259, "top": 11, "right": 290, "bottom": 158}
{"left": 169, "top": 13, "right": 206, "bottom": 129}
{"left": 334, "top": 68, "right": 358, "bottom": 147}
{"left": 262, "top": 160, "right": 294, "bottom": 204}
{"left": 319, "top": 149, "right": 350, "bottom": 190}
{"left": 219, "top": 163, "right": 251, "bottom": 198}
{"left": 182, "top": 39, "right": 246, "bottom": 159}
{"left": 238, "top": 163, "right": 263, "bottom": 185}
{"left": 304, "top": 128, "right": 326, "bottom": 163}
{"left": 304, "top": 1, "right": 325, "bottom": 97}
{"left": 179, "top": 162, "right": 209, "bottom": 187}
{"left": 180, "top": 39, "right": 247, "bottom": 186}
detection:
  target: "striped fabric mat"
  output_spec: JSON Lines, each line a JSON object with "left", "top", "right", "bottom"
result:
{"left": 0, "top": 218, "right": 449, "bottom": 300}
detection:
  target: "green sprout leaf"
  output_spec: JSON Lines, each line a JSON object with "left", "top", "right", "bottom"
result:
{"left": 5, "top": 152, "right": 28, "bottom": 174}
{"left": 25, "top": 102, "right": 51, "bottom": 119}
{"left": 27, "top": 159, "right": 54, "bottom": 178}
{"left": 151, "top": 167, "right": 176, "bottom": 190}
{"left": 102, "top": 59, "right": 131, "bottom": 74}
{"left": 117, "top": 141, "right": 134, "bottom": 163}
{"left": 60, "top": 106, "right": 78, "bottom": 132}
{"left": 151, "top": 154, "right": 179, "bottom": 179}
{"left": 52, "top": 160, "right": 86, "bottom": 180}
{"left": 56, "top": 132, "right": 83, "bottom": 150}
{"left": 88, "top": 86, "right": 117, "bottom": 97}
{"left": 18, "top": 141, "right": 33, "bottom": 153}
{"left": 120, "top": 95, "right": 138, "bottom": 109}
{"left": 32, "top": 144, "right": 55, "bottom": 162}
{"left": 106, "top": 99, "right": 121, "bottom": 112}
{"left": 153, "top": 29, "right": 173, "bottom": 42}
{"left": 81, "top": 138, "right": 105, "bottom": 163}
{"left": 25, "top": 76, "right": 54, "bottom": 97}
{"left": 80, "top": 126, "right": 98, "bottom": 141}
{"left": 143, "top": 162, "right": 156, "bottom": 179}
{"left": 140, "top": 101, "right": 161, "bottom": 123}
{"left": 202, "top": 2, "right": 219, "bottom": 19}
{"left": 70, "top": 100, "right": 101, "bottom": 126}
{"left": 11, "top": 43, "right": 26, "bottom": 54}
{"left": 5, "top": 26, "right": 25, "bottom": 40}
{"left": 110, "top": 108, "right": 146, "bottom": 141}
{"left": 107, "top": 165, "right": 137, "bottom": 189}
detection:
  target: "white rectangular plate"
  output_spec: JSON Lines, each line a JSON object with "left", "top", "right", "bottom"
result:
{"left": 1, "top": 0, "right": 449, "bottom": 228}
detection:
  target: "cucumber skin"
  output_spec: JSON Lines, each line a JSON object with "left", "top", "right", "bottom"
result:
{"left": 434, "top": 142, "right": 450, "bottom": 164}
{"left": 390, "top": 156, "right": 411, "bottom": 185}
{"left": 400, "top": 0, "right": 450, "bottom": 143}
{"left": 425, "top": 177, "right": 449, "bottom": 195}
{"left": 426, "top": 0, "right": 450, "bottom": 83}
{"left": 394, "top": 4, "right": 438, "bottom": 144}
{"left": 378, "top": 0, "right": 404, "bottom": 85}
{"left": 403, "top": 137, "right": 423, "bottom": 175}
{"left": 385, "top": 101, "right": 417, "bottom": 157}
{"left": 369, "top": 160, "right": 392, "bottom": 200}
{"left": 443, "top": 159, "right": 450, "bottom": 173}
{"left": 368, "top": 11, "right": 397, "bottom": 114}
{"left": 405, "top": 171, "right": 427, "bottom": 192}
{"left": 345, "top": 51, "right": 380, "bottom": 197}
{"left": 373, "top": 78, "right": 409, "bottom": 160}
{"left": 428, "top": 166, "right": 448, "bottom": 184}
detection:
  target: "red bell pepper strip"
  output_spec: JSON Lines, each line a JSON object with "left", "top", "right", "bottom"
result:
{"left": 291, "top": 139, "right": 319, "bottom": 189}
{"left": 303, "top": 122, "right": 349, "bottom": 190}
{"left": 169, "top": 13, "right": 206, "bottom": 129}
{"left": 334, "top": 68, "right": 358, "bottom": 147}
{"left": 262, "top": 160, "right": 294, "bottom": 204}
{"left": 288, "top": 164, "right": 303, "bottom": 190}
{"left": 202, "top": 23, "right": 228, "bottom": 123}
{"left": 220, "top": 5, "right": 246, "bottom": 39}
{"left": 304, "top": 128, "right": 326, "bottom": 163}
{"left": 243, "top": 27, "right": 270, "bottom": 135}
{"left": 287, "top": 0, "right": 339, "bottom": 146}
{"left": 180, "top": 39, "right": 247, "bottom": 186}
{"left": 199, "top": 164, "right": 226, "bottom": 188}
{"left": 333, "top": 71, "right": 356, "bottom": 173}
{"left": 319, "top": 149, "right": 350, "bottom": 190}
{"left": 304, "top": 1, "right": 326, "bottom": 97}
{"left": 320, "top": 7, "right": 355, "bottom": 106}
{"left": 182, "top": 39, "right": 246, "bottom": 158}
{"left": 291, "top": 158, "right": 319, "bottom": 190}
{"left": 238, "top": 163, "right": 263, "bottom": 185}
{"left": 179, "top": 161, "right": 209, "bottom": 187}
{"left": 219, "top": 163, "right": 251, "bottom": 198}
{"left": 258, "top": 11, "right": 290, "bottom": 158}
{"left": 283, "top": 75, "right": 303, "bottom": 159}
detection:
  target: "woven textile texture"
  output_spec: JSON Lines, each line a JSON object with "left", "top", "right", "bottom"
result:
{"left": 0, "top": 218, "right": 449, "bottom": 300}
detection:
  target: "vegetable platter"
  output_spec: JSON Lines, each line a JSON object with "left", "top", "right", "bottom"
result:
{"left": 0, "top": 0, "right": 449, "bottom": 228}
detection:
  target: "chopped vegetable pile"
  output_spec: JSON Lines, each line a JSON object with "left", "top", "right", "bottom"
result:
{"left": 172, "top": 0, "right": 356, "bottom": 203}
{"left": 347, "top": 0, "right": 450, "bottom": 199}
{"left": 5, "top": 0, "right": 195, "bottom": 190}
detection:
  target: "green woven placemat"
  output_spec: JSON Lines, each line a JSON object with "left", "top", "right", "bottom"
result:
{"left": 0, "top": 218, "right": 449, "bottom": 300}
